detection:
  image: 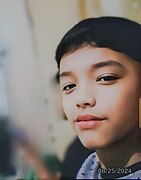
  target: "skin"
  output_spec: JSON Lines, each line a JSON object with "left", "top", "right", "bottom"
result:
{"left": 59, "top": 46, "right": 141, "bottom": 168}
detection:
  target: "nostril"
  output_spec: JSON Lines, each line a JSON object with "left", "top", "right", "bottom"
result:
{"left": 76, "top": 102, "right": 94, "bottom": 109}
{"left": 84, "top": 103, "right": 91, "bottom": 106}
{"left": 76, "top": 97, "right": 96, "bottom": 109}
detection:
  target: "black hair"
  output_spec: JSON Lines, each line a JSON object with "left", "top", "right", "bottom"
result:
{"left": 54, "top": 70, "right": 60, "bottom": 84}
{"left": 55, "top": 16, "right": 141, "bottom": 68}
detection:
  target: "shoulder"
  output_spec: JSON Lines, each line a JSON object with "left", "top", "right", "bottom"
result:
{"left": 76, "top": 152, "right": 100, "bottom": 179}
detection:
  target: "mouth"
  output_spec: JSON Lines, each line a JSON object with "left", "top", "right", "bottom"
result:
{"left": 74, "top": 114, "right": 105, "bottom": 130}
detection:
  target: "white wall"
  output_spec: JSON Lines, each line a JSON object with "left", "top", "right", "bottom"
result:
{"left": 25, "top": 0, "right": 80, "bottom": 159}
{"left": 99, "top": 0, "right": 123, "bottom": 16}
{"left": 0, "top": 0, "right": 50, "bottom": 152}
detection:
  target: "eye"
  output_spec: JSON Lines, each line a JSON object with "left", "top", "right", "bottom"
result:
{"left": 96, "top": 74, "right": 118, "bottom": 84}
{"left": 63, "top": 84, "right": 76, "bottom": 93}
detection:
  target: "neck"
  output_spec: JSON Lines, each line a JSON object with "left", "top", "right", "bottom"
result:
{"left": 96, "top": 128, "right": 141, "bottom": 169}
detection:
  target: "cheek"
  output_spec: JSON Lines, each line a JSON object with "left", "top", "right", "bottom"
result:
{"left": 62, "top": 96, "right": 74, "bottom": 121}
{"left": 99, "top": 83, "right": 139, "bottom": 123}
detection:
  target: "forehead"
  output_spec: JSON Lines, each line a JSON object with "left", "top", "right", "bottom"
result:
{"left": 60, "top": 46, "right": 138, "bottom": 73}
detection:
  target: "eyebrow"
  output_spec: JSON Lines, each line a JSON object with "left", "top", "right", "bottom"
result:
{"left": 92, "top": 60, "right": 124, "bottom": 69}
{"left": 60, "top": 60, "right": 124, "bottom": 79}
{"left": 60, "top": 71, "right": 73, "bottom": 79}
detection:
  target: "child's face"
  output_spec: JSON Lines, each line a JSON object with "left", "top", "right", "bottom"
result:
{"left": 59, "top": 46, "right": 141, "bottom": 149}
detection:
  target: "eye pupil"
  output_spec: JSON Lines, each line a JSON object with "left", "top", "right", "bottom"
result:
{"left": 103, "top": 76, "right": 115, "bottom": 81}
{"left": 96, "top": 75, "right": 118, "bottom": 83}
{"left": 63, "top": 84, "right": 76, "bottom": 91}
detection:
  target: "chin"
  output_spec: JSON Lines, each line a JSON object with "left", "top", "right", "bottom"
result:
{"left": 78, "top": 136, "right": 97, "bottom": 149}
{"left": 78, "top": 135, "right": 110, "bottom": 150}
{"left": 82, "top": 141, "right": 110, "bottom": 150}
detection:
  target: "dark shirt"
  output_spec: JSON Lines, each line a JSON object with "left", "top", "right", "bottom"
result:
{"left": 61, "top": 137, "right": 94, "bottom": 179}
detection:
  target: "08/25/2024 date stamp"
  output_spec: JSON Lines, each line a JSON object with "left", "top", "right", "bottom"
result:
{"left": 98, "top": 167, "right": 132, "bottom": 174}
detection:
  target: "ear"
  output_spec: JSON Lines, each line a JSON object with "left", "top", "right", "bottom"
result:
{"left": 139, "top": 98, "right": 141, "bottom": 128}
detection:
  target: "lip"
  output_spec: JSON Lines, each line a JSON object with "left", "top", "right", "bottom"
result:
{"left": 74, "top": 114, "right": 105, "bottom": 130}
{"left": 75, "top": 114, "right": 104, "bottom": 122}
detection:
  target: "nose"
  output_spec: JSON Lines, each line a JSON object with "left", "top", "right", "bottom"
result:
{"left": 76, "top": 85, "right": 96, "bottom": 109}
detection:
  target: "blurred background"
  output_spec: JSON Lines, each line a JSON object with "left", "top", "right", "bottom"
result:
{"left": 0, "top": 0, "right": 141, "bottom": 175}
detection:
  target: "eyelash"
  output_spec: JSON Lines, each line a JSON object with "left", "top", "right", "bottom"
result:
{"left": 96, "top": 75, "right": 118, "bottom": 84}
{"left": 62, "top": 75, "right": 118, "bottom": 93}
{"left": 63, "top": 84, "right": 76, "bottom": 92}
